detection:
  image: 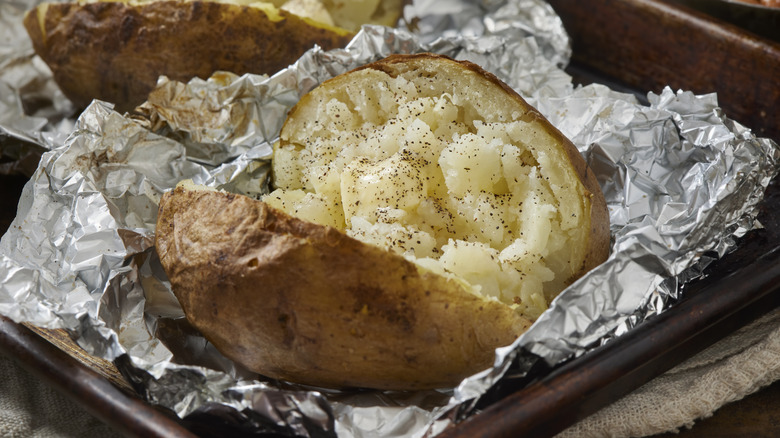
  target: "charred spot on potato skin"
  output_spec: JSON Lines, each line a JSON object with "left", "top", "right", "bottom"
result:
{"left": 350, "top": 286, "right": 415, "bottom": 332}
{"left": 277, "top": 312, "right": 296, "bottom": 348}
{"left": 193, "top": 0, "right": 209, "bottom": 23}
{"left": 216, "top": 271, "right": 230, "bottom": 285}
{"left": 118, "top": 14, "right": 137, "bottom": 45}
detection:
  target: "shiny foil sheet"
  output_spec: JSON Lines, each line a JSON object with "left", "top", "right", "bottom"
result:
{"left": 0, "top": 0, "right": 778, "bottom": 437}
{"left": 0, "top": 0, "right": 74, "bottom": 174}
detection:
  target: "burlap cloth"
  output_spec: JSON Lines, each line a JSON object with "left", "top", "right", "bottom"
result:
{"left": 1, "top": 307, "right": 779, "bottom": 437}
{"left": 557, "top": 307, "right": 780, "bottom": 437}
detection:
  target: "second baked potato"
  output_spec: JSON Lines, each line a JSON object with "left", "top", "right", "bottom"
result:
{"left": 24, "top": 0, "right": 403, "bottom": 112}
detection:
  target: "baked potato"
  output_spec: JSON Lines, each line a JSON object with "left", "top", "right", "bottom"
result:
{"left": 155, "top": 54, "right": 610, "bottom": 390}
{"left": 24, "top": 0, "right": 403, "bottom": 112}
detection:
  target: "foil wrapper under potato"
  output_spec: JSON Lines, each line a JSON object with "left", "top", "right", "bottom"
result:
{"left": 0, "top": 0, "right": 778, "bottom": 436}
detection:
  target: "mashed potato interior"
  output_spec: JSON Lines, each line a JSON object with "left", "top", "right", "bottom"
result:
{"left": 266, "top": 67, "right": 588, "bottom": 320}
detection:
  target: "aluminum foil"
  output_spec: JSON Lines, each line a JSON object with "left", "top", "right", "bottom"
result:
{"left": 1, "top": 0, "right": 779, "bottom": 437}
{"left": 0, "top": 0, "right": 75, "bottom": 175}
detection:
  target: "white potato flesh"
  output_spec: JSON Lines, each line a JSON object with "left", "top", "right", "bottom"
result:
{"left": 268, "top": 63, "right": 591, "bottom": 320}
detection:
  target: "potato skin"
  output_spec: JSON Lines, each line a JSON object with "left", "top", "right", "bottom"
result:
{"left": 155, "top": 186, "right": 532, "bottom": 390}
{"left": 23, "top": 1, "right": 354, "bottom": 112}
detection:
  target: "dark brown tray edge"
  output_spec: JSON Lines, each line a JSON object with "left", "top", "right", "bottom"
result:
{"left": 2, "top": 0, "right": 779, "bottom": 436}
{"left": 0, "top": 316, "right": 198, "bottom": 438}
{"left": 548, "top": 0, "right": 780, "bottom": 143}
{"left": 21, "top": 323, "right": 135, "bottom": 394}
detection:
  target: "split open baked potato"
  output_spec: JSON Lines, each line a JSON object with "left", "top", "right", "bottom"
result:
{"left": 155, "top": 54, "right": 610, "bottom": 390}
{"left": 24, "top": 0, "right": 403, "bottom": 112}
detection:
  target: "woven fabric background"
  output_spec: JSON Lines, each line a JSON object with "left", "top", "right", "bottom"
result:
{"left": 0, "top": 355, "right": 120, "bottom": 438}
{"left": 557, "top": 307, "right": 780, "bottom": 437}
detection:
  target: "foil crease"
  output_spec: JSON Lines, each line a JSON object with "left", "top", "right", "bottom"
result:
{"left": 1, "top": 0, "right": 779, "bottom": 437}
{"left": 0, "top": 0, "right": 75, "bottom": 174}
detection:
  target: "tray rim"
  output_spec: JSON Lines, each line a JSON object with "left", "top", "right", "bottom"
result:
{"left": 2, "top": 0, "right": 780, "bottom": 436}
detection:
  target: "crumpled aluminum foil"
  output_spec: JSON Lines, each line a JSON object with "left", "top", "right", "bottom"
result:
{"left": 0, "top": 0, "right": 778, "bottom": 437}
{"left": 0, "top": 0, "right": 75, "bottom": 175}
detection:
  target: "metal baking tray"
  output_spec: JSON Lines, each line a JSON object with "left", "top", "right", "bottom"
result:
{"left": 1, "top": 0, "right": 779, "bottom": 436}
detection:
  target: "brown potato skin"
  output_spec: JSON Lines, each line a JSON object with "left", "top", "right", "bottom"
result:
{"left": 24, "top": 1, "right": 354, "bottom": 112}
{"left": 156, "top": 186, "right": 532, "bottom": 390}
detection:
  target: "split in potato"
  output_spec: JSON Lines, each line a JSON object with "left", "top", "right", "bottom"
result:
{"left": 155, "top": 54, "right": 609, "bottom": 390}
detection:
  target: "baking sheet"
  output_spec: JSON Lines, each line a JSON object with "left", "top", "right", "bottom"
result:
{"left": 0, "top": 0, "right": 776, "bottom": 438}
